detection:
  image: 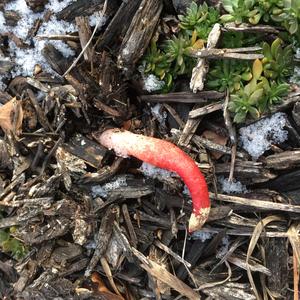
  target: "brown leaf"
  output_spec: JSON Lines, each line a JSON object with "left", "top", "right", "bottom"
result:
{"left": 91, "top": 272, "right": 125, "bottom": 300}
{"left": 0, "top": 98, "right": 23, "bottom": 135}
{"left": 202, "top": 130, "right": 228, "bottom": 159}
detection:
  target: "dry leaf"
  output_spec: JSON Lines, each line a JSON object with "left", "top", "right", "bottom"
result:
{"left": 0, "top": 98, "right": 23, "bottom": 135}
{"left": 202, "top": 130, "right": 228, "bottom": 159}
{"left": 91, "top": 272, "right": 125, "bottom": 300}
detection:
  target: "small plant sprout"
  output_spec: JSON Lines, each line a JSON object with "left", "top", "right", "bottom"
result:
{"left": 228, "top": 59, "right": 264, "bottom": 123}
{"left": 95, "top": 129, "right": 210, "bottom": 232}
{"left": 262, "top": 38, "right": 294, "bottom": 82}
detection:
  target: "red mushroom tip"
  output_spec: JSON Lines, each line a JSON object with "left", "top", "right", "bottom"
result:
{"left": 188, "top": 207, "right": 210, "bottom": 233}
{"left": 95, "top": 129, "right": 210, "bottom": 232}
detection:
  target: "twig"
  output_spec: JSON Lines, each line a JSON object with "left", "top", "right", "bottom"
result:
{"left": 223, "top": 89, "right": 237, "bottom": 181}
{"left": 63, "top": 0, "right": 108, "bottom": 77}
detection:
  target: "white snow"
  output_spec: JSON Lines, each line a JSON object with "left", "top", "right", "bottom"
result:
{"left": 0, "top": 11, "right": 6, "bottom": 30}
{"left": 143, "top": 74, "right": 165, "bottom": 92}
{"left": 5, "top": 0, "right": 32, "bottom": 15}
{"left": 1, "top": 0, "right": 76, "bottom": 79}
{"left": 0, "top": 0, "right": 107, "bottom": 88}
{"left": 139, "top": 162, "right": 176, "bottom": 179}
{"left": 91, "top": 176, "right": 128, "bottom": 198}
{"left": 239, "top": 113, "right": 288, "bottom": 159}
{"left": 219, "top": 176, "right": 247, "bottom": 194}
{"left": 88, "top": 11, "right": 107, "bottom": 28}
{"left": 151, "top": 103, "right": 167, "bottom": 125}
{"left": 45, "top": 0, "right": 75, "bottom": 13}
{"left": 191, "top": 230, "right": 213, "bottom": 241}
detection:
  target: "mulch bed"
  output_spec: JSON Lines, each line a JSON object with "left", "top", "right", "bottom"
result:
{"left": 0, "top": 0, "right": 299, "bottom": 299}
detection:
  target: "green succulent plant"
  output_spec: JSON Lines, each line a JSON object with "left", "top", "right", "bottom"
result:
{"left": 257, "top": 77, "right": 290, "bottom": 111}
{"left": 262, "top": 38, "right": 294, "bottom": 82}
{"left": 178, "top": 1, "right": 220, "bottom": 39}
{"left": 143, "top": 39, "right": 170, "bottom": 80}
{"left": 142, "top": 30, "right": 204, "bottom": 92}
{"left": 220, "top": 0, "right": 258, "bottom": 24}
{"left": 207, "top": 60, "right": 252, "bottom": 92}
{"left": 228, "top": 58, "right": 290, "bottom": 123}
{"left": 228, "top": 59, "right": 264, "bottom": 123}
{"left": 163, "top": 33, "right": 195, "bottom": 75}
{"left": 271, "top": 0, "right": 300, "bottom": 34}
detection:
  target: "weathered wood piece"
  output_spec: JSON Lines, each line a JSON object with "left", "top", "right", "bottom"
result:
{"left": 132, "top": 247, "right": 200, "bottom": 299}
{"left": 265, "top": 150, "right": 300, "bottom": 170}
{"left": 85, "top": 205, "right": 117, "bottom": 276}
{"left": 215, "top": 160, "right": 276, "bottom": 183}
{"left": 63, "top": 134, "right": 108, "bottom": 168}
{"left": 189, "top": 46, "right": 263, "bottom": 60}
{"left": 190, "top": 23, "right": 221, "bottom": 93}
{"left": 223, "top": 22, "right": 281, "bottom": 33}
{"left": 75, "top": 16, "right": 93, "bottom": 62}
{"left": 265, "top": 238, "right": 288, "bottom": 297}
{"left": 57, "top": 0, "right": 118, "bottom": 22}
{"left": 189, "top": 100, "right": 223, "bottom": 118}
{"left": 117, "top": 0, "right": 163, "bottom": 73}
{"left": 267, "top": 169, "right": 300, "bottom": 192}
{"left": 211, "top": 192, "right": 300, "bottom": 213}
{"left": 97, "top": 0, "right": 142, "bottom": 50}
{"left": 42, "top": 44, "right": 70, "bottom": 75}
{"left": 139, "top": 90, "right": 224, "bottom": 103}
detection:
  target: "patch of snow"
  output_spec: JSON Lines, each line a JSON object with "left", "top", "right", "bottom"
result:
{"left": 39, "top": 15, "right": 76, "bottom": 36}
{"left": 191, "top": 230, "right": 213, "bottom": 242}
{"left": 143, "top": 74, "right": 165, "bottom": 92}
{"left": 219, "top": 176, "right": 247, "bottom": 194}
{"left": 151, "top": 103, "right": 167, "bottom": 125}
{"left": 45, "top": 0, "right": 75, "bottom": 13}
{"left": 2, "top": 0, "right": 76, "bottom": 77}
{"left": 139, "top": 162, "right": 176, "bottom": 179}
{"left": 89, "top": 11, "right": 107, "bottom": 28}
{"left": 239, "top": 113, "right": 288, "bottom": 159}
{"left": 91, "top": 176, "right": 128, "bottom": 198}
{"left": 5, "top": 0, "right": 31, "bottom": 15}
{"left": 0, "top": 11, "right": 6, "bottom": 30}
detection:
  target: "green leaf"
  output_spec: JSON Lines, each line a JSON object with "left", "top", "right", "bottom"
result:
{"left": 241, "top": 72, "right": 253, "bottom": 81}
{"left": 249, "top": 13, "right": 262, "bottom": 24}
{"left": 253, "top": 59, "right": 263, "bottom": 80}
{"left": 244, "top": 79, "right": 256, "bottom": 95}
{"left": 248, "top": 106, "right": 260, "bottom": 119}
{"left": 222, "top": 0, "right": 236, "bottom": 13}
{"left": 220, "top": 14, "right": 235, "bottom": 22}
{"left": 249, "top": 88, "right": 264, "bottom": 104}
{"left": 271, "top": 38, "right": 282, "bottom": 58}
{"left": 289, "top": 21, "right": 298, "bottom": 34}
{"left": 262, "top": 42, "right": 272, "bottom": 60}
{"left": 234, "top": 111, "right": 247, "bottom": 123}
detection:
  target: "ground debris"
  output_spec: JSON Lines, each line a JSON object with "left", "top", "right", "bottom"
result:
{"left": 0, "top": 0, "right": 299, "bottom": 299}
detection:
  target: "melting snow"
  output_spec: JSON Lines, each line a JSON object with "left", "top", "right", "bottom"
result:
{"left": 239, "top": 113, "right": 288, "bottom": 159}
{"left": 0, "top": 0, "right": 107, "bottom": 88}
{"left": 91, "top": 176, "right": 128, "bottom": 198}
{"left": 139, "top": 162, "right": 175, "bottom": 179}
{"left": 151, "top": 103, "right": 167, "bottom": 126}
{"left": 143, "top": 74, "right": 165, "bottom": 92}
{"left": 219, "top": 176, "right": 247, "bottom": 194}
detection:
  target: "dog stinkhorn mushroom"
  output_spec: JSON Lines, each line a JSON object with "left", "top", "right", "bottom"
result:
{"left": 95, "top": 128, "right": 210, "bottom": 232}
